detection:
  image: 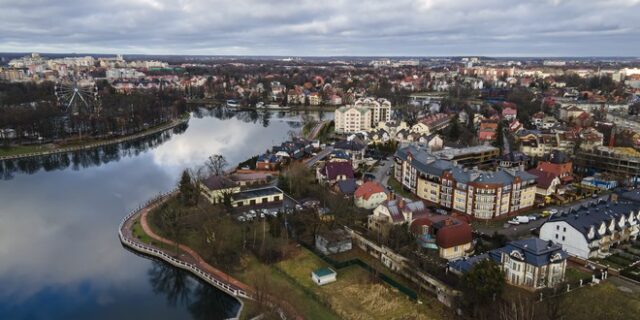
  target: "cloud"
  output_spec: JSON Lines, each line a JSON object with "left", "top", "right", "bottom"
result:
{"left": 0, "top": 0, "right": 638, "bottom": 56}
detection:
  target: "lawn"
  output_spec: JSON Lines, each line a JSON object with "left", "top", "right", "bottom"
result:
{"left": 562, "top": 282, "right": 640, "bottom": 320}
{"left": 232, "top": 254, "right": 341, "bottom": 320}
{"left": 130, "top": 217, "right": 173, "bottom": 251}
{"left": 387, "top": 177, "right": 417, "bottom": 200}
{"left": 0, "top": 144, "right": 51, "bottom": 157}
{"left": 564, "top": 267, "right": 592, "bottom": 284}
{"left": 276, "top": 247, "right": 451, "bottom": 320}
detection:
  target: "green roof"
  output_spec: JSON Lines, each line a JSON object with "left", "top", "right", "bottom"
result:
{"left": 312, "top": 267, "right": 336, "bottom": 277}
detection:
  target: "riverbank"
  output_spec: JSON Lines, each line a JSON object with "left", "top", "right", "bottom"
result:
{"left": 0, "top": 116, "right": 189, "bottom": 161}
{"left": 118, "top": 190, "right": 250, "bottom": 320}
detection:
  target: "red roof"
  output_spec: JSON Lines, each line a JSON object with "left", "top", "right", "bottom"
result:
{"left": 354, "top": 181, "right": 386, "bottom": 200}
{"left": 410, "top": 215, "right": 473, "bottom": 249}
{"left": 527, "top": 168, "right": 558, "bottom": 189}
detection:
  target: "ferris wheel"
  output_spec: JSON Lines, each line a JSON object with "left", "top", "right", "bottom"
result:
{"left": 54, "top": 79, "right": 100, "bottom": 116}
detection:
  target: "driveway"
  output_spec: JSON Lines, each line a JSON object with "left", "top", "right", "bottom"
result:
{"left": 371, "top": 159, "right": 393, "bottom": 186}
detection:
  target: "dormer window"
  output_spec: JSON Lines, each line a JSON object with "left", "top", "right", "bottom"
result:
{"left": 587, "top": 226, "right": 595, "bottom": 239}
{"left": 510, "top": 250, "right": 524, "bottom": 261}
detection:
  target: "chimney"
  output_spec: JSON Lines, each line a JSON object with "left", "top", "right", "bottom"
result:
{"left": 398, "top": 197, "right": 405, "bottom": 209}
{"left": 610, "top": 193, "right": 618, "bottom": 203}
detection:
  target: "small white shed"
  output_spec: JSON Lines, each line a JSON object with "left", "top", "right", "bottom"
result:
{"left": 311, "top": 267, "right": 337, "bottom": 286}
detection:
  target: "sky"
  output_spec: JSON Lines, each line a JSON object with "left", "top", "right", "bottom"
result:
{"left": 0, "top": 0, "right": 639, "bottom": 57}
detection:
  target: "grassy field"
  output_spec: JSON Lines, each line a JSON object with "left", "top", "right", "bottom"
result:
{"left": 276, "top": 247, "right": 451, "bottom": 320}
{"left": 0, "top": 144, "right": 51, "bottom": 157}
{"left": 562, "top": 282, "right": 640, "bottom": 320}
{"left": 233, "top": 254, "right": 341, "bottom": 320}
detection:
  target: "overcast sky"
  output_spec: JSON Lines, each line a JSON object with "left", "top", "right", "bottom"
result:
{"left": 0, "top": 0, "right": 638, "bottom": 57}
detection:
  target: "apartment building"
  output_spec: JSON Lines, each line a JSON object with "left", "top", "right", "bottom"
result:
{"left": 335, "top": 97, "right": 392, "bottom": 133}
{"left": 394, "top": 145, "right": 537, "bottom": 220}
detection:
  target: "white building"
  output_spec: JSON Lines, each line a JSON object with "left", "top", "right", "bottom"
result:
{"left": 334, "top": 106, "right": 372, "bottom": 133}
{"left": 311, "top": 268, "right": 337, "bottom": 286}
{"left": 539, "top": 198, "right": 640, "bottom": 259}
{"left": 451, "top": 238, "right": 568, "bottom": 290}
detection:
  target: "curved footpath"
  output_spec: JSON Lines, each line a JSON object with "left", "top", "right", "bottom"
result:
{"left": 118, "top": 191, "right": 252, "bottom": 319}
{"left": 0, "top": 117, "right": 189, "bottom": 161}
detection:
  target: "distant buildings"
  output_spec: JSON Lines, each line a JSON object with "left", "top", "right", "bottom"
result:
{"left": 574, "top": 146, "right": 640, "bottom": 180}
{"left": 394, "top": 145, "right": 537, "bottom": 220}
{"left": 334, "top": 98, "right": 392, "bottom": 134}
{"left": 411, "top": 114, "right": 453, "bottom": 135}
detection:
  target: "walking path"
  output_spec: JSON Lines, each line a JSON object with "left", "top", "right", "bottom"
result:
{"left": 137, "top": 197, "right": 253, "bottom": 294}
{"left": 118, "top": 191, "right": 304, "bottom": 319}
{"left": 1, "top": 117, "right": 188, "bottom": 161}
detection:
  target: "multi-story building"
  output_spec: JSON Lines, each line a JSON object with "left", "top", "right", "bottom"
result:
{"left": 394, "top": 145, "right": 537, "bottom": 220}
{"left": 334, "top": 106, "right": 372, "bottom": 133}
{"left": 431, "top": 145, "right": 500, "bottom": 168}
{"left": 574, "top": 146, "right": 640, "bottom": 181}
{"left": 451, "top": 238, "right": 568, "bottom": 290}
{"left": 539, "top": 197, "right": 640, "bottom": 259}
{"left": 354, "top": 97, "right": 391, "bottom": 126}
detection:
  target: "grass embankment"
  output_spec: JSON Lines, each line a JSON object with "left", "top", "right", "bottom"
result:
{"left": 387, "top": 177, "right": 417, "bottom": 200}
{"left": 0, "top": 116, "right": 187, "bottom": 158}
{"left": 562, "top": 282, "right": 640, "bottom": 320}
{"left": 145, "top": 195, "right": 448, "bottom": 319}
{"left": 130, "top": 217, "right": 173, "bottom": 251}
{"left": 275, "top": 247, "right": 450, "bottom": 320}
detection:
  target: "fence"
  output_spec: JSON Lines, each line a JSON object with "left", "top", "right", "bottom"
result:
{"left": 298, "top": 241, "right": 419, "bottom": 301}
{"left": 117, "top": 189, "right": 252, "bottom": 301}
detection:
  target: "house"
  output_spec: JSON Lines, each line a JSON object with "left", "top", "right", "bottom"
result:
{"left": 230, "top": 186, "right": 285, "bottom": 207}
{"left": 528, "top": 169, "right": 561, "bottom": 196}
{"left": 315, "top": 228, "right": 352, "bottom": 255}
{"left": 334, "top": 179, "right": 358, "bottom": 196}
{"left": 539, "top": 197, "right": 640, "bottom": 259}
{"left": 478, "top": 120, "right": 498, "bottom": 142}
{"left": 368, "top": 197, "right": 429, "bottom": 232}
{"left": 354, "top": 181, "right": 388, "bottom": 209}
{"left": 255, "top": 153, "right": 280, "bottom": 171}
{"left": 527, "top": 151, "right": 573, "bottom": 196}
{"left": 311, "top": 268, "right": 337, "bottom": 286}
{"left": 272, "top": 138, "right": 314, "bottom": 159}
{"left": 317, "top": 161, "right": 355, "bottom": 184}
{"left": 411, "top": 114, "right": 453, "bottom": 135}
{"left": 334, "top": 105, "right": 372, "bottom": 133}
{"left": 334, "top": 138, "right": 367, "bottom": 166}
{"left": 450, "top": 238, "right": 568, "bottom": 290}
{"left": 410, "top": 214, "right": 473, "bottom": 260}
{"left": 200, "top": 175, "right": 241, "bottom": 204}
{"left": 308, "top": 92, "right": 322, "bottom": 106}
{"left": 502, "top": 106, "right": 518, "bottom": 121}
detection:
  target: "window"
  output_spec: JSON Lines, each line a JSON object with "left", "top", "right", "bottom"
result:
{"left": 454, "top": 246, "right": 459, "bottom": 252}
{"left": 555, "top": 234, "right": 558, "bottom": 239}
{"left": 563, "top": 227, "right": 566, "bottom": 232}
{"left": 562, "top": 236, "right": 565, "bottom": 241}
{"left": 556, "top": 225, "right": 560, "bottom": 230}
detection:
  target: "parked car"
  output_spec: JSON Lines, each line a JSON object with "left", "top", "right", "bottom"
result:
{"left": 508, "top": 218, "right": 520, "bottom": 225}
{"left": 515, "top": 216, "right": 530, "bottom": 224}
{"left": 527, "top": 215, "right": 538, "bottom": 221}
{"left": 236, "top": 215, "right": 247, "bottom": 222}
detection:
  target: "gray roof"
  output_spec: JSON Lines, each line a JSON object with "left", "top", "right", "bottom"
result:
{"left": 546, "top": 199, "right": 640, "bottom": 238}
{"left": 396, "top": 145, "right": 536, "bottom": 185}
{"left": 450, "top": 238, "right": 568, "bottom": 272}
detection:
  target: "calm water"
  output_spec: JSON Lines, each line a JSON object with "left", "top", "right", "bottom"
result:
{"left": 0, "top": 108, "right": 331, "bottom": 320}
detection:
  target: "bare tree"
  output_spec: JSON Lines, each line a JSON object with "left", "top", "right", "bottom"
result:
{"left": 205, "top": 154, "right": 228, "bottom": 176}
{"left": 499, "top": 293, "right": 536, "bottom": 320}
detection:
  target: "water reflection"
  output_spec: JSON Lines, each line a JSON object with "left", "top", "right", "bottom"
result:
{"left": 148, "top": 261, "right": 239, "bottom": 319}
{"left": 0, "top": 108, "right": 332, "bottom": 319}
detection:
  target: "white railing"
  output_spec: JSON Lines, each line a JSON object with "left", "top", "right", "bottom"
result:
{"left": 117, "top": 189, "right": 253, "bottom": 302}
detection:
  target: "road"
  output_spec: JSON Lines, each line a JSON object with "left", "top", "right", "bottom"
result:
{"left": 304, "top": 146, "right": 333, "bottom": 168}
{"left": 474, "top": 194, "right": 610, "bottom": 240}
{"left": 371, "top": 158, "right": 394, "bottom": 187}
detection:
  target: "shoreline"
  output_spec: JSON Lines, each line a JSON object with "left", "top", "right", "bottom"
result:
{"left": 0, "top": 116, "right": 189, "bottom": 161}
{"left": 117, "top": 190, "right": 252, "bottom": 320}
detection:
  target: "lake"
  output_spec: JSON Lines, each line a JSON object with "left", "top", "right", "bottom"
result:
{"left": 0, "top": 108, "right": 332, "bottom": 320}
